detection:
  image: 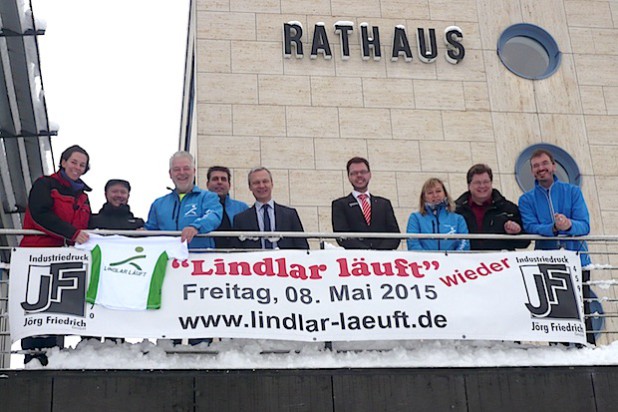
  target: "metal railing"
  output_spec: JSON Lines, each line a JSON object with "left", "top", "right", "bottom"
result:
{"left": 1, "top": 229, "right": 616, "bottom": 368}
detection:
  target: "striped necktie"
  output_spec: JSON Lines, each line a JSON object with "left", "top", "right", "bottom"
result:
{"left": 358, "top": 194, "right": 371, "bottom": 225}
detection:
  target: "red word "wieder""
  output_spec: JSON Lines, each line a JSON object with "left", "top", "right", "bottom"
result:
{"left": 172, "top": 257, "right": 326, "bottom": 280}
{"left": 439, "top": 258, "right": 511, "bottom": 287}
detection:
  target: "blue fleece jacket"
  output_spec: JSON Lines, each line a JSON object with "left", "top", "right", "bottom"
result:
{"left": 224, "top": 195, "right": 249, "bottom": 224}
{"left": 518, "top": 176, "right": 591, "bottom": 266}
{"left": 406, "top": 203, "right": 469, "bottom": 251}
{"left": 145, "top": 185, "right": 222, "bottom": 250}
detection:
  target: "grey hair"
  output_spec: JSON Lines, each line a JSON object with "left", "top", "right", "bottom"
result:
{"left": 169, "top": 151, "right": 195, "bottom": 169}
{"left": 247, "top": 166, "right": 273, "bottom": 185}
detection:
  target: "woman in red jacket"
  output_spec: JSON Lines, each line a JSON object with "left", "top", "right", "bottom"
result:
{"left": 19, "top": 144, "right": 91, "bottom": 365}
{"left": 21, "top": 145, "right": 91, "bottom": 247}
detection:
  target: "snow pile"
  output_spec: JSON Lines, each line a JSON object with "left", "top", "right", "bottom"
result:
{"left": 21, "top": 338, "right": 618, "bottom": 370}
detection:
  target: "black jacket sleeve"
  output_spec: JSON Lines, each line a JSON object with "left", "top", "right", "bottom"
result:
{"left": 331, "top": 198, "right": 370, "bottom": 249}
{"left": 231, "top": 209, "right": 260, "bottom": 249}
{"left": 374, "top": 199, "right": 401, "bottom": 250}
{"left": 28, "top": 177, "right": 79, "bottom": 240}
{"left": 289, "top": 208, "right": 309, "bottom": 250}
{"left": 499, "top": 200, "right": 531, "bottom": 249}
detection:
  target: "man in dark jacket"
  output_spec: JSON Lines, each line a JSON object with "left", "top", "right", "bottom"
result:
{"left": 87, "top": 178, "right": 143, "bottom": 344}
{"left": 455, "top": 164, "right": 530, "bottom": 251}
{"left": 233, "top": 167, "right": 309, "bottom": 249}
{"left": 332, "top": 157, "right": 400, "bottom": 250}
{"left": 89, "top": 179, "right": 144, "bottom": 230}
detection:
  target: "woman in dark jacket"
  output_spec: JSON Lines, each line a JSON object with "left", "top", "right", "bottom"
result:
{"left": 19, "top": 145, "right": 92, "bottom": 365}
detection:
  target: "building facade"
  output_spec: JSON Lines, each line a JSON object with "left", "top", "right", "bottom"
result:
{"left": 181, "top": 0, "right": 618, "bottom": 258}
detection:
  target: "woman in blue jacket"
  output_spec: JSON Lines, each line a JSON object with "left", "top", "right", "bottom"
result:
{"left": 406, "top": 177, "right": 469, "bottom": 251}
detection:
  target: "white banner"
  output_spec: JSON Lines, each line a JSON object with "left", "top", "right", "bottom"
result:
{"left": 9, "top": 247, "right": 587, "bottom": 344}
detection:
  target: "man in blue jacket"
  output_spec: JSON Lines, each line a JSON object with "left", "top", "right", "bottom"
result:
{"left": 206, "top": 165, "right": 248, "bottom": 248}
{"left": 518, "top": 148, "right": 594, "bottom": 344}
{"left": 145, "top": 151, "right": 222, "bottom": 250}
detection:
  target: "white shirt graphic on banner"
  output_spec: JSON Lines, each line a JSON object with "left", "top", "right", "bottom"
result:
{"left": 76, "top": 234, "right": 188, "bottom": 310}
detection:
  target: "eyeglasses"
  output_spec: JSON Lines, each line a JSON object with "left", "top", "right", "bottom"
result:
{"left": 470, "top": 180, "right": 492, "bottom": 187}
{"left": 531, "top": 160, "right": 552, "bottom": 169}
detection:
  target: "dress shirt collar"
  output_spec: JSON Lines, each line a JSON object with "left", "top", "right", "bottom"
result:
{"left": 352, "top": 191, "right": 371, "bottom": 202}
{"left": 255, "top": 200, "right": 275, "bottom": 210}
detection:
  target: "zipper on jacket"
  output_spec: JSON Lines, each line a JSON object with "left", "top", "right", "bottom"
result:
{"left": 543, "top": 186, "right": 556, "bottom": 221}
{"left": 172, "top": 197, "right": 179, "bottom": 230}
{"left": 432, "top": 209, "right": 441, "bottom": 249}
{"left": 540, "top": 185, "right": 564, "bottom": 248}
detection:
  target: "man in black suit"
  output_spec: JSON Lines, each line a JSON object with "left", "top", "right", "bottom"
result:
{"left": 332, "top": 157, "right": 400, "bottom": 249}
{"left": 233, "top": 166, "right": 309, "bottom": 249}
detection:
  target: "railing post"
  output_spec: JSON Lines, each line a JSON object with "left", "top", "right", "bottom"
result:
{"left": 0, "top": 266, "right": 9, "bottom": 368}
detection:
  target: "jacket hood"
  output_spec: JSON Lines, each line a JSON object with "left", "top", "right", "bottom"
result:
{"left": 423, "top": 198, "right": 449, "bottom": 214}
{"left": 51, "top": 171, "right": 92, "bottom": 192}
{"left": 170, "top": 184, "right": 202, "bottom": 196}
{"left": 98, "top": 202, "right": 134, "bottom": 216}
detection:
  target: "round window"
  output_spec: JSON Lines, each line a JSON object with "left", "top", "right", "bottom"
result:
{"left": 515, "top": 144, "right": 581, "bottom": 192}
{"left": 497, "top": 23, "right": 561, "bottom": 80}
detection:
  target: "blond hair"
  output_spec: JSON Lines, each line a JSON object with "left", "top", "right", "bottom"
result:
{"left": 418, "top": 177, "right": 454, "bottom": 215}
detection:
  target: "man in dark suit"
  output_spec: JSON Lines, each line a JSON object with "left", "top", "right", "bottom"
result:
{"left": 233, "top": 166, "right": 309, "bottom": 249}
{"left": 332, "top": 157, "right": 400, "bottom": 250}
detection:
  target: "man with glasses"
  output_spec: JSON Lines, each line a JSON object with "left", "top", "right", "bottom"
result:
{"left": 519, "top": 150, "right": 590, "bottom": 260}
{"left": 332, "top": 156, "right": 400, "bottom": 250}
{"left": 455, "top": 164, "right": 529, "bottom": 250}
{"left": 519, "top": 149, "right": 594, "bottom": 345}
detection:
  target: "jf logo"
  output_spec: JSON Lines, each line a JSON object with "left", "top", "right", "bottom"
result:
{"left": 21, "top": 261, "right": 87, "bottom": 317}
{"left": 520, "top": 263, "right": 581, "bottom": 320}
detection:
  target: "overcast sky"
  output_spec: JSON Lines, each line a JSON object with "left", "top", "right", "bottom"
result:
{"left": 30, "top": 0, "right": 190, "bottom": 218}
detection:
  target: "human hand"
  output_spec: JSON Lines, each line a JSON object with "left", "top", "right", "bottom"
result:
{"left": 74, "top": 230, "right": 90, "bottom": 244}
{"left": 554, "top": 213, "right": 572, "bottom": 231}
{"left": 181, "top": 226, "right": 198, "bottom": 243}
{"left": 504, "top": 220, "right": 521, "bottom": 234}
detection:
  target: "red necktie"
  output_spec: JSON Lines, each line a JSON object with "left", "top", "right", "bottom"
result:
{"left": 358, "top": 194, "right": 371, "bottom": 225}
